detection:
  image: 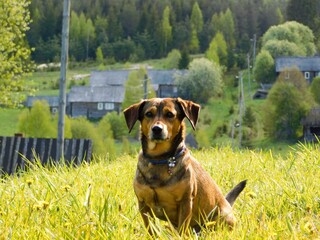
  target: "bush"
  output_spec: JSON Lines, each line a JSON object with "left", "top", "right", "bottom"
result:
{"left": 176, "top": 58, "right": 223, "bottom": 103}
{"left": 18, "top": 100, "right": 55, "bottom": 138}
{"left": 310, "top": 76, "right": 320, "bottom": 104}
{"left": 165, "top": 49, "right": 181, "bottom": 69}
{"left": 70, "top": 117, "right": 115, "bottom": 158}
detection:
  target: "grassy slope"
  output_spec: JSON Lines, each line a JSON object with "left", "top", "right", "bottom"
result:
{"left": 0, "top": 145, "right": 319, "bottom": 239}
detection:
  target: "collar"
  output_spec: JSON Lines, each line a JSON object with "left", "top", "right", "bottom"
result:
{"left": 147, "top": 146, "right": 186, "bottom": 166}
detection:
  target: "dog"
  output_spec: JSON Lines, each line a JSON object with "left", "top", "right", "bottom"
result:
{"left": 123, "top": 97, "right": 246, "bottom": 234}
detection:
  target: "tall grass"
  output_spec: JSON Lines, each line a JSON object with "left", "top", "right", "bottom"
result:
{"left": 0, "top": 144, "right": 319, "bottom": 239}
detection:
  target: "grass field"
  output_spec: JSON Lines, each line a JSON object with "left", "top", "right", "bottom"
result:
{"left": 0, "top": 145, "right": 319, "bottom": 239}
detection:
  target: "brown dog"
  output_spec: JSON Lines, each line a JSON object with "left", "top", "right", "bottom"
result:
{"left": 124, "top": 97, "right": 246, "bottom": 234}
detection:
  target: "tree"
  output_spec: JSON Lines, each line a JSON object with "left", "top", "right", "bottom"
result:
{"left": 176, "top": 58, "right": 223, "bottom": 104}
{"left": 96, "top": 47, "right": 104, "bottom": 64}
{"left": 178, "top": 49, "right": 190, "bottom": 69}
{"left": 190, "top": 2, "right": 203, "bottom": 34}
{"left": 310, "top": 76, "right": 320, "bottom": 104}
{"left": 253, "top": 50, "right": 276, "bottom": 83}
{"left": 263, "top": 68, "right": 311, "bottom": 139}
{"left": 0, "top": 0, "right": 32, "bottom": 107}
{"left": 165, "top": 49, "right": 181, "bottom": 69}
{"left": 261, "top": 21, "right": 316, "bottom": 58}
{"left": 287, "top": 0, "right": 318, "bottom": 32}
{"left": 161, "top": 6, "right": 172, "bottom": 56}
{"left": 205, "top": 32, "right": 228, "bottom": 66}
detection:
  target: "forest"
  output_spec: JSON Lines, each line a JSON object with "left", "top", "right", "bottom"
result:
{"left": 27, "top": 0, "right": 320, "bottom": 68}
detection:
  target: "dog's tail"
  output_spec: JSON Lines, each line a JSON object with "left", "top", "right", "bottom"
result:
{"left": 225, "top": 180, "right": 247, "bottom": 206}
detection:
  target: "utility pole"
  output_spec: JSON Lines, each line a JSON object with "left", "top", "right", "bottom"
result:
{"left": 252, "top": 34, "right": 257, "bottom": 70}
{"left": 238, "top": 72, "right": 245, "bottom": 148}
{"left": 247, "top": 53, "right": 251, "bottom": 98}
{"left": 57, "top": 0, "right": 71, "bottom": 161}
{"left": 143, "top": 74, "right": 148, "bottom": 99}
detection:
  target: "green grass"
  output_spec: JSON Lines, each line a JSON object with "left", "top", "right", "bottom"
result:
{"left": 0, "top": 108, "right": 22, "bottom": 136}
{"left": 0, "top": 145, "right": 319, "bottom": 239}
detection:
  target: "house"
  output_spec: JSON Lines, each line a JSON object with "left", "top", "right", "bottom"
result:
{"left": 25, "top": 96, "right": 60, "bottom": 114}
{"left": 90, "top": 70, "right": 130, "bottom": 87}
{"left": 25, "top": 69, "right": 186, "bottom": 119}
{"left": 89, "top": 69, "right": 187, "bottom": 98}
{"left": 301, "top": 108, "right": 320, "bottom": 142}
{"left": 275, "top": 56, "right": 320, "bottom": 83}
{"left": 148, "top": 69, "right": 187, "bottom": 98}
{"left": 67, "top": 85, "right": 124, "bottom": 119}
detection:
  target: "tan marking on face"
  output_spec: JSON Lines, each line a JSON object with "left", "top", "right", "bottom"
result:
{"left": 140, "top": 98, "right": 185, "bottom": 156}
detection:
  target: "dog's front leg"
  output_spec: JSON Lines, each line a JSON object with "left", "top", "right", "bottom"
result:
{"left": 138, "top": 201, "right": 154, "bottom": 235}
{"left": 177, "top": 198, "right": 193, "bottom": 234}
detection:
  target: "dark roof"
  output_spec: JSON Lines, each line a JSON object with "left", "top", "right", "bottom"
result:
{"left": 68, "top": 86, "right": 125, "bottom": 103}
{"left": 301, "top": 108, "right": 320, "bottom": 126}
{"left": 90, "top": 70, "right": 130, "bottom": 86}
{"left": 275, "top": 56, "right": 320, "bottom": 72}
{"left": 90, "top": 69, "right": 187, "bottom": 87}
{"left": 148, "top": 69, "right": 187, "bottom": 85}
{"left": 26, "top": 96, "right": 59, "bottom": 107}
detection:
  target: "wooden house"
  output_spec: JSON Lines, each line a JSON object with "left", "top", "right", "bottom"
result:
{"left": 67, "top": 85, "right": 124, "bottom": 119}
{"left": 148, "top": 69, "right": 187, "bottom": 98}
{"left": 275, "top": 56, "right": 320, "bottom": 83}
{"left": 89, "top": 69, "right": 187, "bottom": 98}
{"left": 301, "top": 108, "right": 320, "bottom": 142}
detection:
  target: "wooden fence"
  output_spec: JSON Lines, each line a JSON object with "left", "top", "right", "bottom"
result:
{"left": 0, "top": 136, "right": 92, "bottom": 175}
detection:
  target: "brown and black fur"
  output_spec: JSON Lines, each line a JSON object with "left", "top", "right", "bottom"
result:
{"left": 124, "top": 97, "right": 246, "bottom": 234}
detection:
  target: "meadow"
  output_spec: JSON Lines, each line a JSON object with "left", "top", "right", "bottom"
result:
{"left": 0, "top": 144, "right": 319, "bottom": 239}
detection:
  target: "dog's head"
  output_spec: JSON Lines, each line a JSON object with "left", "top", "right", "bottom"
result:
{"left": 123, "top": 98, "right": 200, "bottom": 155}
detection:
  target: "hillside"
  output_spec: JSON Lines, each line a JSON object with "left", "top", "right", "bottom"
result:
{"left": 0, "top": 145, "right": 319, "bottom": 238}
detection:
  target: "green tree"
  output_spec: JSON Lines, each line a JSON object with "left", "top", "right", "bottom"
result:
{"left": 287, "top": 0, "right": 318, "bottom": 32}
{"left": 18, "top": 101, "right": 55, "bottom": 138}
{"left": 189, "top": 28, "right": 200, "bottom": 53}
{"left": 96, "top": 47, "right": 104, "bottom": 64}
{"left": 176, "top": 58, "right": 223, "bottom": 104}
{"left": 161, "top": 6, "right": 172, "bottom": 56}
{"left": 165, "top": 49, "right": 181, "bottom": 69}
{"left": 0, "top": 0, "right": 33, "bottom": 107}
{"left": 253, "top": 50, "right": 276, "bottom": 83}
{"left": 206, "top": 32, "right": 228, "bottom": 66}
{"left": 178, "top": 49, "right": 190, "bottom": 69}
{"left": 263, "top": 68, "right": 311, "bottom": 139}
{"left": 261, "top": 21, "right": 316, "bottom": 58}
{"left": 310, "top": 76, "right": 320, "bottom": 104}
{"left": 190, "top": 2, "right": 203, "bottom": 34}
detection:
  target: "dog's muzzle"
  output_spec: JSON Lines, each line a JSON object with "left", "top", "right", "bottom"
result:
{"left": 150, "top": 123, "right": 168, "bottom": 141}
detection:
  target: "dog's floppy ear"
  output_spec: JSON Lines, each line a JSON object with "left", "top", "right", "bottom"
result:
{"left": 176, "top": 98, "right": 200, "bottom": 130}
{"left": 123, "top": 100, "right": 146, "bottom": 133}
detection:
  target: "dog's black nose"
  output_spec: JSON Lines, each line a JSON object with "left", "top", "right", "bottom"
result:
{"left": 152, "top": 125, "right": 163, "bottom": 135}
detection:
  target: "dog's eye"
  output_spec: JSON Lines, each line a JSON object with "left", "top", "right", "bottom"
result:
{"left": 166, "top": 112, "right": 174, "bottom": 118}
{"left": 145, "top": 111, "right": 153, "bottom": 118}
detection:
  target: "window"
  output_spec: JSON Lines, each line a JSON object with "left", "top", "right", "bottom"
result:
{"left": 105, "top": 103, "right": 114, "bottom": 110}
{"left": 97, "top": 102, "right": 104, "bottom": 110}
{"left": 304, "top": 72, "right": 310, "bottom": 80}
